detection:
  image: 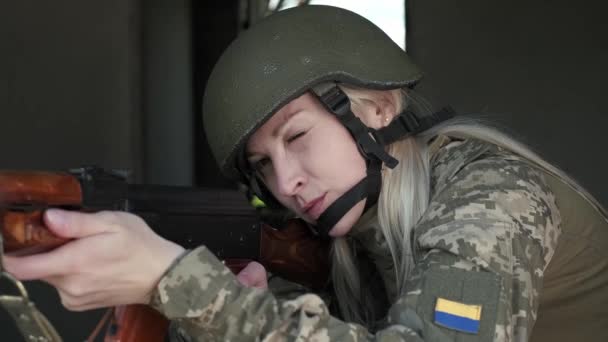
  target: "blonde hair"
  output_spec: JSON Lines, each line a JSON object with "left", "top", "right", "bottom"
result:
{"left": 331, "top": 85, "right": 606, "bottom": 326}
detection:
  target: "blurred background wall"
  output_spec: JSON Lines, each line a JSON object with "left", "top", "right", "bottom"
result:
{"left": 0, "top": 0, "right": 606, "bottom": 340}
{"left": 408, "top": 0, "right": 608, "bottom": 206}
{"left": 0, "top": 1, "right": 234, "bottom": 340}
{"left": 1, "top": 1, "right": 143, "bottom": 340}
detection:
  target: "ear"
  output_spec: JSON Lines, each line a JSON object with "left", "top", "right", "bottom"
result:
{"left": 351, "top": 90, "right": 399, "bottom": 130}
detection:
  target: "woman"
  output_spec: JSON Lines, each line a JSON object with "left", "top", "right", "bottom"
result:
{"left": 5, "top": 5, "right": 608, "bottom": 341}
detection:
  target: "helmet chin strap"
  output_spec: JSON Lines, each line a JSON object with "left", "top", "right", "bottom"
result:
{"left": 310, "top": 83, "right": 455, "bottom": 238}
{"left": 314, "top": 161, "right": 381, "bottom": 236}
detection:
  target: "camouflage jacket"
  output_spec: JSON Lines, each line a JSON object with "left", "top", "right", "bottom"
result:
{"left": 150, "top": 136, "right": 562, "bottom": 341}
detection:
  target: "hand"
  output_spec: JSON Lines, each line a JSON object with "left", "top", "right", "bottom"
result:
{"left": 236, "top": 261, "right": 268, "bottom": 289}
{"left": 3, "top": 209, "right": 185, "bottom": 311}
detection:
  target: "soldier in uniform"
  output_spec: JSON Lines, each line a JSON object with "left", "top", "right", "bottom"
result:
{"left": 5, "top": 5, "right": 608, "bottom": 341}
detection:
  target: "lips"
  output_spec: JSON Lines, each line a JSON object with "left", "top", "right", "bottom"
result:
{"left": 301, "top": 194, "right": 326, "bottom": 220}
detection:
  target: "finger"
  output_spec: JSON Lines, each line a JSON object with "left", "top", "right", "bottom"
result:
{"left": 3, "top": 243, "right": 80, "bottom": 280}
{"left": 39, "top": 275, "right": 63, "bottom": 289}
{"left": 57, "top": 287, "right": 128, "bottom": 312}
{"left": 236, "top": 261, "right": 268, "bottom": 289}
{"left": 44, "top": 209, "right": 117, "bottom": 239}
{"left": 47, "top": 275, "right": 107, "bottom": 307}
{"left": 57, "top": 288, "right": 99, "bottom": 312}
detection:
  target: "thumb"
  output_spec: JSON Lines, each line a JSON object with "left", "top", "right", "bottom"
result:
{"left": 44, "top": 209, "right": 111, "bottom": 239}
{"left": 236, "top": 261, "right": 268, "bottom": 289}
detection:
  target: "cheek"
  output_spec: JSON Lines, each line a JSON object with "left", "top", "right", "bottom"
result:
{"left": 308, "top": 127, "right": 366, "bottom": 187}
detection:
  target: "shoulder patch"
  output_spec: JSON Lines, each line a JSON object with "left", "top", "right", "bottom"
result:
{"left": 417, "top": 267, "right": 501, "bottom": 341}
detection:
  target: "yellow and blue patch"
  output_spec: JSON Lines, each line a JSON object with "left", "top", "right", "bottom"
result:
{"left": 434, "top": 298, "right": 482, "bottom": 334}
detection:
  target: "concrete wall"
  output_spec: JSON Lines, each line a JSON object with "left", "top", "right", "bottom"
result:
{"left": 0, "top": 0, "right": 206, "bottom": 339}
{"left": 408, "top": 0, "right": 608, "bottom": 206}
{"left": 0, "top": 1, "right": 142, "bottom": 175}
{"left": 143, "top": 0, "right": 194, "bottom": 186}
{"left": 0, "top": 1, "right": 141, "bottom": 340}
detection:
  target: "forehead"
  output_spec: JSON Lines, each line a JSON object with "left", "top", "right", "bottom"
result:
{"left": 251, "top": 92, "right": 318, "bottom": 135}
{"left": 274, "top": 92, "right": 319, "bottom": 124}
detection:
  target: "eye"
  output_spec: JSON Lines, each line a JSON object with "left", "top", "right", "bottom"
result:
{"left": 252, "top": 157, "right": 271, "bottom": 174}
{"left": 287, "top": 131, "right": 306, "bottom": 143}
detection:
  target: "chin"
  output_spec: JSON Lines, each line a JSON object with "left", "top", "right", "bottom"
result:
{"left": 327, "top": 200, "right": 366, "bottom": 237}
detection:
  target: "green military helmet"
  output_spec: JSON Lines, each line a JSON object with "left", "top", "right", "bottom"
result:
{"left": 203, "top": 5, "right": 423, "bottom": 181}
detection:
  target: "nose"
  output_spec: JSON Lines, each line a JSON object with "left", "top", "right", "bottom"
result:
{"left": 273, "top": 154, "right": 306, "bottom": 197}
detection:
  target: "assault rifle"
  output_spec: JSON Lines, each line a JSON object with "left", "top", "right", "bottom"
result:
{"left": 0, "top": 166, "right": 330, "bottom": 342}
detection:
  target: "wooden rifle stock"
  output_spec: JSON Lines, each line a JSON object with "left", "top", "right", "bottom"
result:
{"left": 0, "top": 168, "right": 330, "bottom": 341}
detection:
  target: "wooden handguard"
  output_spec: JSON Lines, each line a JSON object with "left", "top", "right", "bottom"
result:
{"left": 0, "top": 171, "right": 82, "bottom": 204}
{"left": 0, "top": 171, "right": 80, "bottom": 254}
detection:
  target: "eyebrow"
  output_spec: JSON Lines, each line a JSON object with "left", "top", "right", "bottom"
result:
{"left": 246, "top": 109, "right": 304, "bottom": 159}
{"left": 272, "top": 108, "right": 304, "bottom": 137}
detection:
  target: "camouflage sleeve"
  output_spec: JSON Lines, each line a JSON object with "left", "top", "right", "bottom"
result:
{"left": 392, "top": 154, "right": 562, "bottom": 341}
{"left": 149, "top": 246, "right": 427, "bottom": 341}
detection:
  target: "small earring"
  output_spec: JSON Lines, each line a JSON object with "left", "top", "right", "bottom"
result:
{"left": 384, "top": 117, "right": 390, "bottom": 123}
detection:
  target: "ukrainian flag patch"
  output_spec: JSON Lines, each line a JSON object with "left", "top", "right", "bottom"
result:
{"left": 434, "top": 298, "right": 482, "bottom": 334}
